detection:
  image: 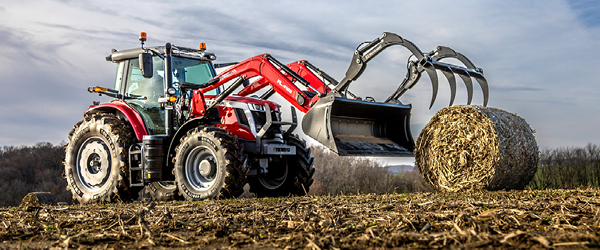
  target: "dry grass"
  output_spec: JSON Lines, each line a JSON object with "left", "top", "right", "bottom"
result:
{"left": 1, "top": 188, "right": 600, "bottom": 249}
{"left": 416, "top": 105, "right": 539, "bottom": 192}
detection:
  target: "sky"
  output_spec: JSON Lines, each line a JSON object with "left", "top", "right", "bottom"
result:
{"left": 0, "top": 0, "right": 599, "bottom": 166}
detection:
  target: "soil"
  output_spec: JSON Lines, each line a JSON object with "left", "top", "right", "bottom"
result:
{"left": 1, "top": 188, "right": 599, "bottom": 249}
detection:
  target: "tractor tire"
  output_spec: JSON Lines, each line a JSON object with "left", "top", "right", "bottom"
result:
{"left": 64, "top": 113, "right": 142, "bottom": 203}
{"left": 174, "top": 126, "right": 246, "bottom": 200}
{"left": 249, "top": 135, "right": 315, "bottom": 197}
{"left": 145, "top": 181, "right": 181, "bottom": 201}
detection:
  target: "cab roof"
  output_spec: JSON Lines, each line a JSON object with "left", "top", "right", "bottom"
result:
{"left": 106, "top": 45, "right": 216, "bottom": 62}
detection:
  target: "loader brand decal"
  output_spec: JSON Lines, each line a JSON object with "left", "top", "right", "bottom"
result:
{"left": 277, "top": 79, "right": 293, "bottom": 95}
{"left": 222, "top": 69, "right": 237, "bottom": 79}
{"left": 100, "top": 128, "right": 115, "bottom": 151}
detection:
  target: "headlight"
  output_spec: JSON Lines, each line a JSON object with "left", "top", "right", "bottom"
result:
{"left": 167, "top": 88, "right": 177, "bottom": 95}
{"left": 248, "top": 103, "right": 266, "bottom": 111}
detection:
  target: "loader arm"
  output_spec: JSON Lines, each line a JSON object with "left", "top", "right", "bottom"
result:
{"left": 236, "top": 60, "right": 336, "bottom": 98}
{"left": 237, "top": 59, "right": 362, "bottom": 102}
{"left": 204, "top": 54, "right": 322, "bottom": 113}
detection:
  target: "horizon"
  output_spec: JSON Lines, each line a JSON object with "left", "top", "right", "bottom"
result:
{"left": 1, "top": 1, "right": 599, "bottom": 166}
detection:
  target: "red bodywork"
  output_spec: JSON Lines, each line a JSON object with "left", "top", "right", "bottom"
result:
{"left": 203, "top": 54, "right": 317, "bottom": 113}
{"left": 86, "top": 100, "right": 149, "bottom": 141}
{"left": 87, "top": 94, "right": 280, "bottom": 142}
{"left": 223, "top": 58, "right": 333, "bottom": 110}
{"left": 286, "top": 60, "right": 330, "bottom": 94}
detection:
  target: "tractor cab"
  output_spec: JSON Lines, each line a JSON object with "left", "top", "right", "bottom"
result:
{"left": 106, "top": 45, "right": 219, "bottom": 135}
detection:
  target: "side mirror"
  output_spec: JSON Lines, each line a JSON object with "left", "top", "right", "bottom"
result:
{"left": 139, "top": 52, "right": 153, "bottom": 78}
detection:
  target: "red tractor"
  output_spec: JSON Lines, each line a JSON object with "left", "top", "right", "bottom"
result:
{"left": 64, "top": 32, "right": 487, "bottom": 203}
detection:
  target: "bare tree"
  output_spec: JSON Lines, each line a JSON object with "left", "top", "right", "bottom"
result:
{"left": 528, "top": 143, "right": 600, "bottom": 189}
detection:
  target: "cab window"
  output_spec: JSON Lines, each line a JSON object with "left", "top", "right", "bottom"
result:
{"left": 123, "top": 57, "right": 166, "bottom": 135}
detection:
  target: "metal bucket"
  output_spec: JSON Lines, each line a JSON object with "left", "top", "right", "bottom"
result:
{"left": 302, "top": 94, "right": 414, "bottom": 156}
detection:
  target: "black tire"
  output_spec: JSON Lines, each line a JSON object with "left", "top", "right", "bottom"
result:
{"left": 145, "top": 181, "right": 181, "bottom": 201}
{"left": 249, "top": 135, "right": 315, "bottom": 197}
{"left": 64, "top": 113, "right": 142, "bottom": 203}
{"left": 174, "top": 126, "right": 246, "bottom": 200}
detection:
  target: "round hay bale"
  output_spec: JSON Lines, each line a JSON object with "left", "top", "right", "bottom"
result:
{"left": 415, "top": 105, "right": 539, "bottom": 192}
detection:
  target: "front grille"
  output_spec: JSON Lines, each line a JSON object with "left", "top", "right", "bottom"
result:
{"left": 251, "top": 111, "right": 280, "bottom": 131}
{"left": 234, "top": 108, "right": 250, "bottom": 128}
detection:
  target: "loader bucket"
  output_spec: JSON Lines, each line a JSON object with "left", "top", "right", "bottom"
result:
{"left": 302, "top": 94, "right": 414, "bottom": 156}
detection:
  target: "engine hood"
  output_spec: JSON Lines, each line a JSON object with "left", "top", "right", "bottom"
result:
{"left": 204, "top": 94, "right": 281, "bottom": 112}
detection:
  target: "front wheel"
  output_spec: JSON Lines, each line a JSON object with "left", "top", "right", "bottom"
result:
{"left": 174, "top": 126, "right": 246, "bottom": 200}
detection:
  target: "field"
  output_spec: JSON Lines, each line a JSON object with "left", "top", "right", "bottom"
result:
{"left": 1, "top": 188, "right": 600, "bottom": 249}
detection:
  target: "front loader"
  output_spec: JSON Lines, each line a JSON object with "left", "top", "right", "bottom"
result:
{"left": 233, "top": 32, "right": 489, "bottom": 156}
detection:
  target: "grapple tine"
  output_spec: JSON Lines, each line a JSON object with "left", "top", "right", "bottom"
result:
{"left": 433, "top": 63, "right": 456, "bottom": 106}
{"left": 453, "top": 69, "right": 474, "bottom": 105}
{"left": 422, "top": 62, "right": 438, "bottom": 109}
{"left": 472, "top": 74, "right": 489, "bottom": 107}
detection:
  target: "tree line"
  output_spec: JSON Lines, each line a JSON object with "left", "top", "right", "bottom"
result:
{"left": 309, "top": 146, "right": 431, "bottom": 195}
{"left": 0, "top": 142, "right": 598, "bottom": 207}
{"left": 0, "top": 143, "right": 71, "bottom": 207}
{"left": 527, "top": 143, "right": 600, "bottom": 189}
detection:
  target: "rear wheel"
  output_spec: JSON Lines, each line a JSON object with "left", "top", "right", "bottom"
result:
{"left": 174, "top": 126, "right": 246, "bottom": 200}
{"left": 249, "top": 135, "right": 315, "bottom": 197}
{"left": 64, "top": 113, "right": 142, "bottom": 203}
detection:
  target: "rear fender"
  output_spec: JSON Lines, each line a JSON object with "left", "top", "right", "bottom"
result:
{"left": 85, "top": 101, "right": 148, "bottom": 141}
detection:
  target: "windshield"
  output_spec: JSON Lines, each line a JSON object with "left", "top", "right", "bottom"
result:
{"left": 172, "top": 57, "right": 218, "bottom": 95}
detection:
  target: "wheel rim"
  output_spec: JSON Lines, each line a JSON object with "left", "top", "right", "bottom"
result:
{"left": 184, "top": 146, "right": 218, "bottom": 191}
{"left": 76, "top": 137, "right": 112, "bottom": 191}
{"left": 258, "top": 158, "right": 288, "bottom": 189}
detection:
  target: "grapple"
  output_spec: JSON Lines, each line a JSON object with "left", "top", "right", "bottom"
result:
{"left": 302, "top": 32, "right": 489, "bottom": 156}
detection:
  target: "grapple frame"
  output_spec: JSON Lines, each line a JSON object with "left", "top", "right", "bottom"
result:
{"left": 302, "top": 32, "right": 489, "bottom": 156}
{"left": 336, "top": 32, "right": 489, "bottom": 108}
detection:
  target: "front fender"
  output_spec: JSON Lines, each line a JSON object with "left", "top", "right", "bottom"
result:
{"left": 85, "top": 101, "right": 148, "bottom": 141}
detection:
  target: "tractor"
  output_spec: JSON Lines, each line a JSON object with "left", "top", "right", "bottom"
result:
{"left": 64, "top": 32, "right": 487, "bottom": 203}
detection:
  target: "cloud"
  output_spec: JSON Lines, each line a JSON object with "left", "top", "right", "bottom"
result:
{"left": 492, "top": 85, "right": 545, "bottom": 92}
{"left": 567, "top": 0, "right": 600, "bottom": 27}
{"left": 0, "top": 0, "right": 598, "bottom": 153}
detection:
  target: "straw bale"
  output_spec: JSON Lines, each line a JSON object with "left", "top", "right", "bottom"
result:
{"left": 415, "top": 105, "right": 538, "bottom": 192}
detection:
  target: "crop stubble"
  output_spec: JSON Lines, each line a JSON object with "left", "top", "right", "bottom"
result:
{"left": 1, "top": 188, "right": 599, "bottom": 249}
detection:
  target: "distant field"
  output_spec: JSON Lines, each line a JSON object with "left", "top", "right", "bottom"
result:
{"left": 1, "top": 188, "right": 599, "bottom": 249}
